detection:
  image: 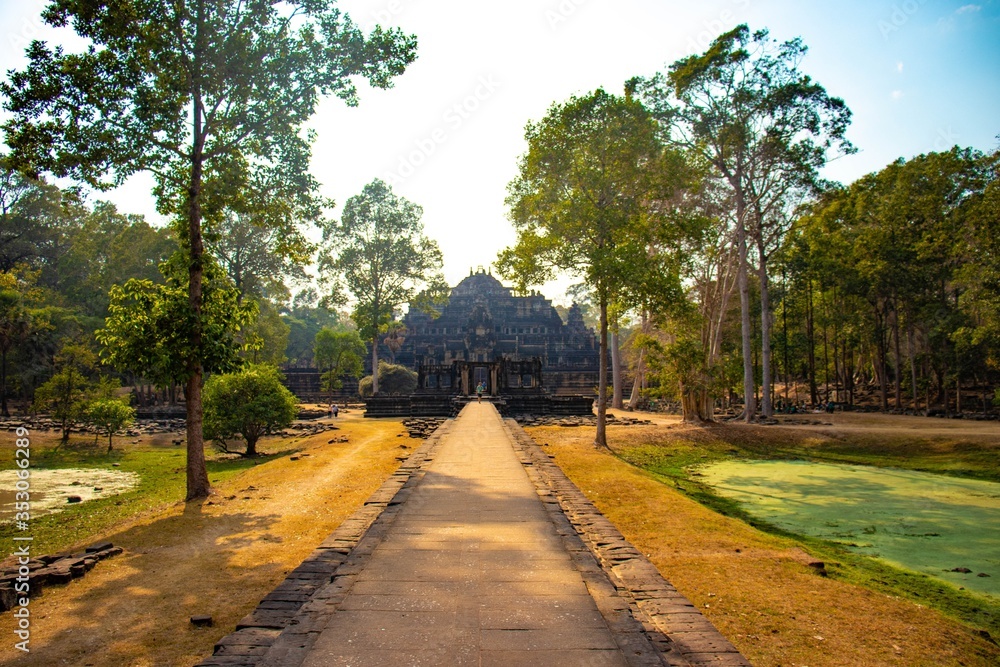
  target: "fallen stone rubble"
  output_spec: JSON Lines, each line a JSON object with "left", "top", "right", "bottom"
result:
{"left": 515, "top": 414, "right": 654, "bottom": 427}
{"left": 402, "top": 418, "right": 446, "bottom": 439}
{"left": 2, "top": 416, "right": 186, "bottom": 436}
{"left": 0, "top": 542, "right": 123, "bottom": 612}
{"left": 277, "top": 421, "right": 344, "bottom": 439}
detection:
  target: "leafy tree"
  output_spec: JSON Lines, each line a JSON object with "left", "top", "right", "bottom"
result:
{"left": 86, "top": 397, "right": 136, "bottom": 453}
{"left": 498, "top": 89, "right": 683, "bottom": 448}
{"left": 358, "top": 361, "right": 417, "bottom": 397}
{"left": 0, "top": 273, "right": 33, "bottom": 416}
{"left": 242, "top": 298, "right": 291, "bottom": 366}
{"left": 314, "top": 328, "right": 366, "bottom": 398}
{"left": 203, "top": 364, "right": 298, "bottom": 457}
{"left": 32, "top": 343, "right": 96, "bottom": 442}
{"left": 96, "top": 252, "right": 256, "bottom": 403}
{"left": 209, "top": 204, "right": 317, "bottom": 307}
{"left": 57, "top": 201, "right": 175, "bottom": 317}
{"left": 636, "top": 25, "right": 854, "bottom": 420}
{"left": 320, "top": 179, "right": 444, "bottom": 394}
{"left": 0, "top": 159, "right": 68, "bottom": 273}
{"left": 2, "top": 0, "right": 417, "bottom": 500}
{"left": 282, "top": 292, "right": 342, "bottom": 367}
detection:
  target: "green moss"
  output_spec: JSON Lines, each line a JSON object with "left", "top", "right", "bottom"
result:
{"left": 616, "top": 431, "right": 1000, "bottom": 640}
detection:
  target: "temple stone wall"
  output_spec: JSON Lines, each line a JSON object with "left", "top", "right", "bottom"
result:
{"left": 384, "top": 269, "right": 601, "bottom": 396}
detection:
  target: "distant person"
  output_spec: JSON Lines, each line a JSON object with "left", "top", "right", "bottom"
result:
{"left": 476, "top": 382, "right": 484, "bottom": 402}
{"left": 332, "top": 404, "right": 339, "bottom": 418}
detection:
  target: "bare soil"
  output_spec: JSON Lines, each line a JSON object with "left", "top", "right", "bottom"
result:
{"left": 0, "top": 412, "right": 407, "bottom": 667}
{"left": 531, "top": 409, "right": 1000, "bottom": 667}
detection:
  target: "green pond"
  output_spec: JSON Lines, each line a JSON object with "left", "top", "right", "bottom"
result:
{"left": 697, "top": 460, "right": 1000, "bottom": 597}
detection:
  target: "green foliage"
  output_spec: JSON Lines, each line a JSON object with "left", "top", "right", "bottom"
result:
{"left": 314, "top": 328, "right": 366, "bottom": 394}
{"left": 635, "top": 24, "right": 855, "bottom": 419}
{"left": 203, "top": 364, "right": 298, "bottom": 457}
{"left": 781, "top": 147, "right": 997, "bottom": 411}
{"left": 86, "top": 397, "right": 136, "bottom": 453}
{"left": 57, "top": 201, "right": 176, "bottom": 317}
{"left": 242, "top": 298, "right": 291, "bottom": 366}
{"left": 358, "top": 362, "right": 417, "bottom": 397}
{"left": 208, "top": 206, "right": 318, "bottom": 306}
{"left": 32, "top": 343, "right": 97, "bottom": 441}
{"left": 97, "top": 253, "right": 256, "bottom": 387}
{"left": 499, "top": 87, "right": 692, "bottom": 443}
{"left": 0, "top": 159, "right": 68, "bottom": 273}
{"left": 3, "top": 0, "right": 417, "bottom": 500}
{"left": 319, "top": 179, "right": 444, "bottom": 394}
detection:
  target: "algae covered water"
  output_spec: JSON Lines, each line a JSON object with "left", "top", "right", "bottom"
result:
{"left": 697, "top": 460, "right": 1000, "bottom": 597}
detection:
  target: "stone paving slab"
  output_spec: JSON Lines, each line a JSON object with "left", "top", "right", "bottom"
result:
{"left": 198, "top": 403, "right": 749, "bottom": 667}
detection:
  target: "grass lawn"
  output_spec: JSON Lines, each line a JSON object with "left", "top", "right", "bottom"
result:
{"left": 0, "top": 411, "right": 407, "bottom": 667}
{"left": 532, "top": 409, "right": 1000, "bottom": 667}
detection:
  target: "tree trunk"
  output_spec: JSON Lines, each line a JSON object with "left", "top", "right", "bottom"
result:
{"left": 806, "top": 281, "right": 818, "bottom": 406}
{"left": 782, "top": 268, "right": 789, "bottom": 405}
{"left": 371, "top": 335, "right": 380, "bottom": 394}
{"left": 611, "top": 326, "right": 623, "bottom": 409}
{"left": 736, "top": 215, "right": 755, "bottom": 422}
{"left": 245, "top": 436, "right": 258, "bottom": 458}
{"left": 892, "top": 307, "right": 902, "bottom": 410}
{"left": 628, "top": 348, "right": 645, "bottom": 409}
{"left": 874, "top": 303, "right": 889, "bottom": 412}
{"left": 907, "top": 325, "right": 919, "bottom": 412}
{"left": 595, "top": 293, "right": 609, "bottom": 449}
{"left": 107, "top": 434, "right": 114, "bottom": 454}
{"left": 184, "top": 46, "right": 212, "bottom": 501}
{"left": 1, "top": 348, "right": 7, "bottom": 417}
{"left": 757, "top": 247, "right": 773, "bottom": 418}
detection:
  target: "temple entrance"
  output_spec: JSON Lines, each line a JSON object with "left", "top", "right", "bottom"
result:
{"left": 473, "top": 366, "right": 490, "bottom": 394}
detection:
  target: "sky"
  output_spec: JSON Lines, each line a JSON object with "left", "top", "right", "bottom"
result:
{"left": 1, "top": 0, "right": 998, "bottom": 305}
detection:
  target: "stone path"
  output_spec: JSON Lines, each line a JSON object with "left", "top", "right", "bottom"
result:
{"left": 200, "top": 403, "right": 748, "bottom": 667}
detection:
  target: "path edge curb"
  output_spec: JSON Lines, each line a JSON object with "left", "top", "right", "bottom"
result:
{"left": 194, "top": 420, "right": 453, "bottom": 667}
{"left": 503, "top": 418, "right": 752, "bottom": 667}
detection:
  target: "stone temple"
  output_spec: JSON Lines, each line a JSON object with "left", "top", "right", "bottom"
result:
{"left": 392, "top": 268, "right": 600, "bottom": 395}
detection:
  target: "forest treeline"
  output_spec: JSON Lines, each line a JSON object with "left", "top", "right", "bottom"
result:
{"left": 497, "top": 25, "right": 999, "bottom": 431}
{"left": 631, "top": 145, "right": 1000, "bottom": 418}
{"left": 0, "top": 163, "right": 344, "bottom": 417}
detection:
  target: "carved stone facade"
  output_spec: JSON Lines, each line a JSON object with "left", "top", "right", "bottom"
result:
{"left": 390, "top": 269, "right": 600, "bottom": 395}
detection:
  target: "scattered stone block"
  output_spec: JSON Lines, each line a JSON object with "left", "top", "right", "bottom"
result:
{"left": 191, "top": 615, "right": 214, "bottom": 627}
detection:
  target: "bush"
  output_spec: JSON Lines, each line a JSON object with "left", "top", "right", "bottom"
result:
{"left": 358, "top": 361, "right": 417, "bottom": 397}
{"left": 204, "top": 364, "right": 297, "bottom": 457}
{"left": 86, "top": 398, "right": 136, "bottom": 453}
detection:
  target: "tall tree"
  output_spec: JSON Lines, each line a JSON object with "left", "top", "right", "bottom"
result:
{"left": 319, "top": 179, "right": 444, "bottom": 395}
{"left": 637, "top": 25, "right": 854, "bottom": 421}
{"left": 0, "top": 272, "right": 33, "bottom": 416}
{"left": 313, "top": 327, "right": 366, "bottom": 399}
{"left": 498, "top": 89, "right": 683, "bottom": 448}
{"left": 2, "top": 0, "right": 416, "bottom": 499}
{"left": 0, "top": 159, "right": 68, "bottom": 274}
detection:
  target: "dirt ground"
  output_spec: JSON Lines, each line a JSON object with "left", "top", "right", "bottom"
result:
{"left": 0, "top": 412, "right": 407, "bottom": 667}
{"left": 531, "top": 408, "right": 1000, "bottom": 667}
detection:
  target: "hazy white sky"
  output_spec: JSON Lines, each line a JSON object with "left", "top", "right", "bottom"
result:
{"left": 2, "top": 0, "right": 998, "bottom": 304}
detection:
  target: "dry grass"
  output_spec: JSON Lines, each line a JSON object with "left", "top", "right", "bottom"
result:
{"left": 532, "top": 410, "right": 1000, "bottom": 667}
{"left": 0, "top": 413, "right": 407, "bottom": 667}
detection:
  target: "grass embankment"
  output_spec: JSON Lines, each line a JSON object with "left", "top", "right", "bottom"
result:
{"left": 0, "top": 413, "right": 407, "bottom": 667}
{"left": 532, "top": 411, "right": 1000, "bottom": 667}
